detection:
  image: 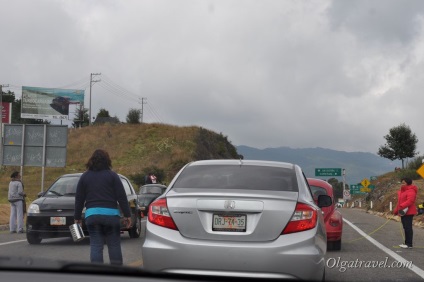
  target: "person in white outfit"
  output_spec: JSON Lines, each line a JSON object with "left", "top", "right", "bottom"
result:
{"left": 8, "top": 171, "right": 25, "bottom": 233}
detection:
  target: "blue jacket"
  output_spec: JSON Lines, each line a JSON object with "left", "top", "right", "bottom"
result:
{"left": 74, "top": 170, "right": 131, "bottom": 220}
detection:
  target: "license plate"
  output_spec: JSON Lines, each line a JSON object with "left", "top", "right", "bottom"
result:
{"left": 50, "top": 217, "right": 66, "bottom": 226}
{"left": 212, "top": 214, "right": 246, "bottom": 232}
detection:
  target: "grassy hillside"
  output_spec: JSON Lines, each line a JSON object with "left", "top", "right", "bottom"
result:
{"left": 1, "top": 124, "right": 422, "bottom": 226}
{"left": 358, "top": 172, "right": 423, "bottom": 210}
{"left": 352, "top": 172, "right": 424, "bottom": 223}
{"left": 0, "top": 123, "right": 239, "bottom": 206}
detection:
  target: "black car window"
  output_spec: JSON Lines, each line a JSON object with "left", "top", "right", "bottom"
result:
{"left": 172, "top": 165, "right": 298, "bottom": 191}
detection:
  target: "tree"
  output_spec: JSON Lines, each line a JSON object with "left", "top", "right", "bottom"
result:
{"left": 378, "top": 123, "right": 418, "bottom": 169}
{"left": 96, "top": 108, "right": 110, "bottom": 119}
{"left": 406, "top": 155, "right": 424, "bottom": 170}
{"left": 327, "top": 178, "right": 344, "bottom": 200}
{"left": 126, "top": 108, "right": 141, "bottom": 124}
{"left": 72, "top": 106, "right": 89, "bottom": 128}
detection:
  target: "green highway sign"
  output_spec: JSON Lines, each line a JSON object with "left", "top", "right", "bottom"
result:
{"left": 350, "top": 184, "right": 376, "bottom": 195}
{"left": 315, "top": 168, "right": 342, "bottom": 177}
{"left": 350, "top": 184, "right": 365, "bottom": 194}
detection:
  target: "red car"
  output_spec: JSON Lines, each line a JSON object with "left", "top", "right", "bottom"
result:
{"left": 307, "top": 178, "right": 343, "bottom": 251}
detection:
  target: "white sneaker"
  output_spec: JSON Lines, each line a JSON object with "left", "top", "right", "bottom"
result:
{"left": 399, "top": 244, "right": 412, "bottom": 249}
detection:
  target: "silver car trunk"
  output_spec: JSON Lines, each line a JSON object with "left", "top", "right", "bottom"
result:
{"left": 166, "top": 188, "right": 298, "bottom": 242}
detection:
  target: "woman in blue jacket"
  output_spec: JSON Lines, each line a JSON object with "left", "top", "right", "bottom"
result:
{"left": 74, "top": 149, "right": 132, "bottom": 265}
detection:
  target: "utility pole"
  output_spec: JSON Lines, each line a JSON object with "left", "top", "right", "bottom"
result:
{"left": 0, "top": 84, "right": 9, "bottom": 167}
{"left": 89, "top": 73, "right": 101, "bottom": 126}
{"left": 140, "top": 97, "right": 147, "bottom": 123}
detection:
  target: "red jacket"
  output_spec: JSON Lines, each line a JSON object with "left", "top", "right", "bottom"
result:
{"left": 394, "top": 184, "right": 418, "bottom": 216}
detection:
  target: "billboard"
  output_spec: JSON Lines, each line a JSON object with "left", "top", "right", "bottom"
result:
{"left": 21, "top": 86, "right": 85, "bottom": 120}
{"left": 1, "top": 102, "right": 12, "bottom": 123}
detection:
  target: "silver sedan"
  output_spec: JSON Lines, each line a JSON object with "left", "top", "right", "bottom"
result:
{"left": 142, "top": 159, "right": 331, "bottom": 280}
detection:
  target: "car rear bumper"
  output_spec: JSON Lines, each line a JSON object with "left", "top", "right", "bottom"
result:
{"left": 142, "top": 221, "right": 326, "bottom": 280}
{"left": 325, "top": 221, "right": 343, "bottom": 242}
{"left": 327, "top": 230, "right": 342, "bottom": 241}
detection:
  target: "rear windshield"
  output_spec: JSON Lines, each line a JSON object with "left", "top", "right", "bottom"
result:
{"left": 172, "top": 165, "right": 298, "bottom": 191}
{"left": 139, "top": 186, "right": 166, "bottom": 194}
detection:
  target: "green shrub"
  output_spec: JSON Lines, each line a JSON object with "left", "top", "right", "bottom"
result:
{"left": 407, "top": 156, "right": 424, "bottom": 170}
{"left": 398, "top": 169, "right": 421, "bottom": 181}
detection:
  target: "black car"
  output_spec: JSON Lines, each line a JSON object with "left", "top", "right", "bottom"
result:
{"left": 137, "top": 184, "right": 167, "bottom": 217}
{"left": 51, "top": 96, "right": 71, "bottom": 114}
{"left": 26, "top": 173, "right": 142, "bottom": 244}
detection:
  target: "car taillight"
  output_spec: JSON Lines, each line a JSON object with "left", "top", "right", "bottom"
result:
{"left": 148, "top": 198, "right": 178, "bottom": 230}
{"left": 329, "top": 212, "right": 341, "bottom": 227}
{"left": 282, "top": 202, "right": 317, "bottom": 234}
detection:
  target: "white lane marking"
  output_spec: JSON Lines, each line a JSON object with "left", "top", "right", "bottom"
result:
{"left": 344, "top": 218, "right": 424, "bottom": 279}
{"left": 0, "top": 239, "right": 27, "bottom": 246}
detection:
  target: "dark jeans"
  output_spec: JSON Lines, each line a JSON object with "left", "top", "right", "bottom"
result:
{"left": 401, "top": 215, "right": 413, "bottom": 247}
{"left": 85, "top": 215, "right": 123, "bottom": 265}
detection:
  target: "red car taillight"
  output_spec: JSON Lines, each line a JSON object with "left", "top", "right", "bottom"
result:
{"left": 282, "top": 202, "right": 318, "bottom": 234}
{"left": 329, "top": 212, "right": 341, "bottom": 227}
{"left": 148, "top": 198, "right": 178, "bottom": 230}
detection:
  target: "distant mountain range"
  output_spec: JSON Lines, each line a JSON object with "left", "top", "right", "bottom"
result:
{"left": 236, "top": 146, "right": 401, "bottom": 185}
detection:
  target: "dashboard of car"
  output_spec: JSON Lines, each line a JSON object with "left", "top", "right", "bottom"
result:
{"left": 0, "top": 255, "right": 286, "bottom": 282}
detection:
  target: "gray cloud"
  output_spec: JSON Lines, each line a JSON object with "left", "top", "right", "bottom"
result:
{"left": 1, "top": 0, "right": 424, "bottom": 156}
{"left": 327, "top": 0, "right": 424, "bottom": 44}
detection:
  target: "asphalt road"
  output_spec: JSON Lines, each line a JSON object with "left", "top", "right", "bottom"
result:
{"left": 325, "top": 208, "right": 424, "bottom": 281}
{"left": 0, "top": 210, "right": 424, "bottom": 281}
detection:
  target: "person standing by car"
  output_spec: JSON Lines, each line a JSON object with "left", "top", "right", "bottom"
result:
{"left": 145, "top": 173, "right": 152, "bottom": 184}
{"left": 150, "top": 173, "right": 157, "bottom": 184}
{"left": 393, "top": 177, "right": 418, "bottom": 249}
{"left": 74, "top": 149, "right": 132, "bottom": 265}
{"left": 8, "top": 171, "right": 25, "bottom": 233}
{"left": 145, "top": 172, "right": 157, "bottom": 184}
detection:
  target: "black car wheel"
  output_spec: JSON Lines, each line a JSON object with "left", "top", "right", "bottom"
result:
{"left": 128, "top": 213, "right": 141, "bottom": 238}
{"left": 27, "top": 232, "right": 42, "bottom": 244}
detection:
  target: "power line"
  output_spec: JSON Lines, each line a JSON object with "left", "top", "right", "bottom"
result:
{"left": 54, "top": 77, "right": 90, "bottom": 90}
{"left": 98, "top": 81, "right": 139, "bottom": 103}
{"left": 3, "top": 74, "right": 167, "bottom": 124}
{"left": 94, "top": 74, "right": 165, "bottom": 123}
{"left": 145, "top": 102, "right": 165, "bottom": 123}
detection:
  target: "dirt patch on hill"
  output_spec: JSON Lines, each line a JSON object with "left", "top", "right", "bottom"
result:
{"left": 0, "top": 203, "right": 31, "bottom": 226}
{"left": 0, "top": 204, "right": 9, "bottom": 226}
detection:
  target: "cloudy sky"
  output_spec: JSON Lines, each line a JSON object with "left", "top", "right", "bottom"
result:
{"left": 2, "top": 0, "right": 424, "bottom": 155}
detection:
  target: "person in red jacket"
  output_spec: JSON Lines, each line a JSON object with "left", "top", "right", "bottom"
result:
{"left": 393, "top": 177, "right": 418, "bottom": 249}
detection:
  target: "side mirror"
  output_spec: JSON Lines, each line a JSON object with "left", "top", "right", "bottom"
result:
{"left": 37, "top": 191, "right": 45, "bottom": 198}
{"left": 317, "top": 195, "right": 332, "bottom": 208}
